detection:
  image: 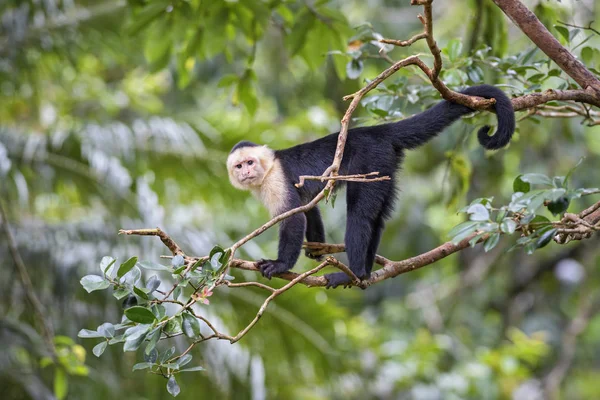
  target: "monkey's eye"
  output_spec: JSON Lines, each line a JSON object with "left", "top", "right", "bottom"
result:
{"left": 247, "top": 160, "right": 254, "bottom": 166}
{"left": 236, "top": 164, "right": 242, "bottom": 169}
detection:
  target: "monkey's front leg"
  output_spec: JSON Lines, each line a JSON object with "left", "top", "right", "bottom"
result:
{"left": 257, "top": 213, "right": 306, "bottom": 279}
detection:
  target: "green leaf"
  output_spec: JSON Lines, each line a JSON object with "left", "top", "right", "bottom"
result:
{"left": 77, "top": 329, "right": 103, "bottom": 339}
{"left": 146, "top": 275, "right": 161, "bottom": 293}
{"left": 448, "top": 220, "right": 480, "bottom": 238}
{"left": 133, "top": 362, "right": 154, "bottom": 371}
{"left": 139, "top": 261, "right": 172, "bottom": 271}
{"left": 113, "top": 288, "right": 131, "bottom": 300}
{"left": 182, "top": 313, "right": 201, "bottom": 339}
{"left": 513, "top": 175, "right": 531, "bottom": 193}
{"left": 133, "top": 286, "right": 150, "bottom": 300}
{"left": 520, "top": 173, "right": 553, "bottom": 186}
{"left": 122, "top": 294, "right": 137, "bottom": 309}
{"left": 171, "top": 255, "right": 185, "bottom": 268}
{"left": 581, "top": 47, "right": 594, "bottom": 65}
{"left": 173, "top": 286, "right": 182, "bottom": 301}
{"left": 236, "top": 73, "right": 258, "bottom": 116}
{"left": 145, "top": 345, "right": 159, "bottom": 362}
{"left": 117, "top": 257, "right": 138, "bottom": 278}
{"left": 97, "top": 322, "right": 115, "bottom": 338}
{"left": 161, "top": 346, "right": 176, "bottom": 363}
{"left": 287, "top": 10, "right": 314, "bottom": 55}
{"left": 167, "top": 376, "right": 181, "bottom": 397}
{"left": 54, "top": 368, "right": 68, "bottom": 400}
{"left": 554, "top": 25, "right": 570, "bottom": 42}
{"left": 80, "top": 275, "right": 110, "bottom": 293}
{"left": 563, "top": 157, "right": 585, "bottom": 187}
{"left": 483, "top": 233, "right": 500, "bottom": 252}
{"left": 218, "top": 74, "right": 239, "bottom": 88}
{"left": 177, "top": 354, "right": 192, "bottom": 368}
{"left": 92, "top": 341, "right": 108, "bottom": 357}
{"left": 164, "top": 316, "right": 182, "bottom": 335}
{"left": 446, "top": 38, "right": 463, "bottom": 62}
{"left": 124, "top": 306, "right": 158, "bottom": 324}
{"left": 100, "top": 256, "right": 116, "bottom": 275}
{"left": 180, "top": 366, "right": 206, "bottom": 372}
{"left": 144, "top": 18, "right": 172, "bottom": 72}
{"left": 467, "top": 204, "right": 490, "bottom": 221}
{"left": 126, "top": 1, "right": 169, "bottom": 36}
{"left": 547, "top": 196, "right": 570, "bottom": 215}
{"left": 535, "top": 228, "right": 557, "bottom": 249}
{"left": 500, "top": 219, "right": 517, "bottom": 234}
{"left": 123, "top": 330, "right": 149, "bottom": 352}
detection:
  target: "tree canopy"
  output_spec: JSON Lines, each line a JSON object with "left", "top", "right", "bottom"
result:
{"left": 1, "top": 0, "right": 600, "bottom": 399}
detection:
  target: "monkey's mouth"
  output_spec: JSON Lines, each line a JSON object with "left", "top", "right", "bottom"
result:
{"left": 241, "top": 176, "right": 256, "bottom": 183}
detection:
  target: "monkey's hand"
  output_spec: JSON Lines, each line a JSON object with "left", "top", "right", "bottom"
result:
{"left": 256, "top": 259, "right": 291, "bottom": 279}
{"left": 304, "top": 250, "right": 324, "bottom": 261}
{"left": 324, "top": 272, "right": 355, "bottom": 289}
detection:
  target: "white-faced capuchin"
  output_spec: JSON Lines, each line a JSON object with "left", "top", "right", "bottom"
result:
{"left": 227, "top": 85, "right": 515, "bottom": 288}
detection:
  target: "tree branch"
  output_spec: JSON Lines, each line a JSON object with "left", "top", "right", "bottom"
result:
{"left": 492, "top": 0, "right": 600, "bottom": 99}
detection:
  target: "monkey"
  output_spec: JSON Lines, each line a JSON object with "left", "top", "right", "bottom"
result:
{"left": 227, "top": 85, "right": 515, "bottom": 289}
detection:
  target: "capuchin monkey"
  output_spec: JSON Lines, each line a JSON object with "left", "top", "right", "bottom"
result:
{"left": 227, "top": 85, "right": 515, "bottom": 289}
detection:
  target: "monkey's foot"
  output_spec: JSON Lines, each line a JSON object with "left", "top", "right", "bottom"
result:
{"left": 324, "top": 272, "right": 354, "bottom": 289}
{"left": 304, "top": 250, "right": 324, "bottom": 261}
{"left": 256, "top": 259, "right": 291, "bottom": 279}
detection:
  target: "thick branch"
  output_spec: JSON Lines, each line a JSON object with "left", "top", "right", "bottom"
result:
{"left": 492, "top": 0, "right": 600, "bottom": 98}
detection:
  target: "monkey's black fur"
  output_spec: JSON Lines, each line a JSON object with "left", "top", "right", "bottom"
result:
{"left": 241, "top": 85, "right": 515, "bottom": 288}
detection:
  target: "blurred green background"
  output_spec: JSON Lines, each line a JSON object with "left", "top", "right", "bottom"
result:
{"left": 1, "top": 0, "right": 600, "bottom": 399}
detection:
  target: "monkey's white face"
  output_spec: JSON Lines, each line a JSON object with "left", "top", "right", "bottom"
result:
{"left": 227, "top": 146, "right": 275, "bottom": 190}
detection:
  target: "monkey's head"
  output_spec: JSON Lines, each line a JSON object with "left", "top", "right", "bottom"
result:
{"left": 227, "top": 141, "right": 275, "bottom": 190}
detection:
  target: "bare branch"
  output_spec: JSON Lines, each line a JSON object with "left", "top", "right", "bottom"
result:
{"left": 0, "top": 198, "right": 56, "bottom": 355}
{"left": 296, "top": 171, "right": 390, "bottom": 188}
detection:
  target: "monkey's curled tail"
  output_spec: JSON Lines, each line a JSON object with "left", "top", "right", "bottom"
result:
{"left": 393, "top": 84, "right": 515, "bottom": 150}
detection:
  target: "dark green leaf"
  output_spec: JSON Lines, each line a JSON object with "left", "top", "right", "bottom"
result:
{"left": 535, "top": 228, "right": 557, "bottom": 249}
{"left": 167, "top": 376, "right": 180, "bottom": 397}
{"left": 122, "top": 295, "right": 138, "bottom": 309}
{"left": 554, "top": 25, "right": 570, "bottom": 42}
{"left": 547, "top": 196, "right": 570, "bottom": 215}
{"left": 145, "top": 345, "right": 159, "bottom": 362}
{"left": 182, "top": 313, "right": 201, "bottom": 339}
{"left": 133, "top": 286, "right": 150, "bottom": 300}
{"left": 117, "top": 257, "right": 138, "bottom": 278}
{"left": 124, "top": 306, "right": 157, "bottom": 324}
{"left": 80, "top": 275, "right": 110, "bottom": 293}
{"left": 483, "top": 233, "right": 500, "bottom": 252}
{"left": 513, "top": 175, "right": 531, "bottom": 193}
